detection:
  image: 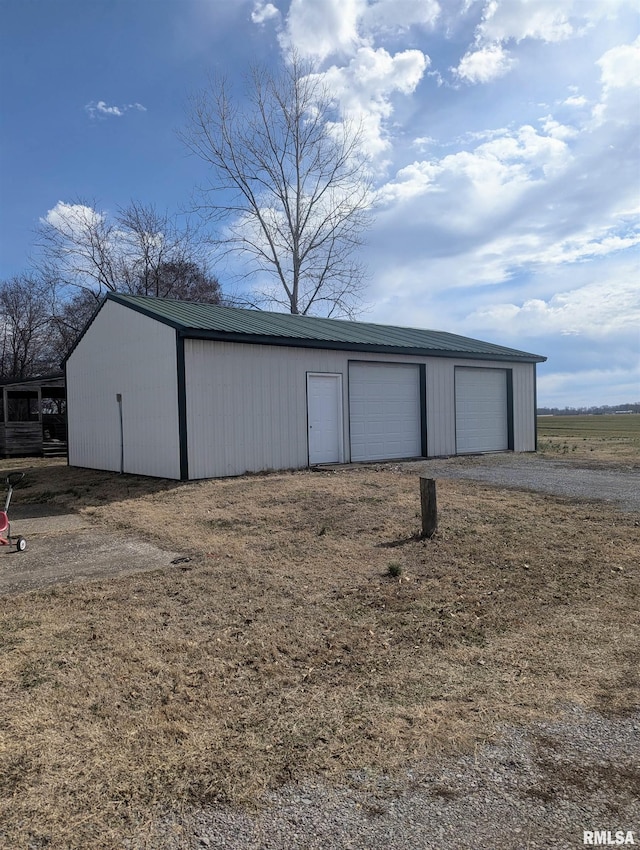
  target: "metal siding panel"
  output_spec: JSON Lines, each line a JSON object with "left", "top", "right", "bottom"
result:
{"left": 185, "top": 341, "right": 352, "bottom": 478}
{"left": 425, "top": 359, "right": 456, "bottom": 457}
{"left": 66, "top": 300, "right": 181, "bottom": 478}
{"left": 512, "top": 363, "right": 536, "bottom": 451}
{"left": 183, "top": 345, "right": 538, "bottom": 478}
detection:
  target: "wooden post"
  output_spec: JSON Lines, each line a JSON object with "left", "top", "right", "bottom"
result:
{"left": 420, "top": 477, "right": 437, "bottom": 538}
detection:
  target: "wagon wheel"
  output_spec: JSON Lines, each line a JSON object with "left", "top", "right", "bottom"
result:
{"left": 16, "top": 537, "right": 26, "bottom": 552}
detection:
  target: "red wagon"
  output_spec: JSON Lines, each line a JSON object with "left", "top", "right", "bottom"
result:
{"left": 0, "top": 472, "right": 26, "bottom": 552}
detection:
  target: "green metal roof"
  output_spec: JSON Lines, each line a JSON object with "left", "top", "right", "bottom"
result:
{"left": 104, "top": 292, "right": 546, "bottom": 363}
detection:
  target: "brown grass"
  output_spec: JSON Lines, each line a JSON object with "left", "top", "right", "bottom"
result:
{"left": 0, "top": 457, "right": 639, "bottom": 848}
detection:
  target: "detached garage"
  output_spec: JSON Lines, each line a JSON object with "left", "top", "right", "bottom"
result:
{"left": 65, "top": 293, "right": 546, "bottom": 480}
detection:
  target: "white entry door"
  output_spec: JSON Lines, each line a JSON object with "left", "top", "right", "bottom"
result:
{"left": 307, "top": 373, "right": 344, "bottom": 465}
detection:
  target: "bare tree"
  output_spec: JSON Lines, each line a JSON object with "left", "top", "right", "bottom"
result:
{"left": 37, "top": 200, "right": 117, "bottom": 298}
{"left": 47, "top": 288, "right": 99, "bottom": 364}
{"left": 182, "top": 52, "right": 372, "bottom": 317}
{"left": 114, "top": 201, "right": 222, "bottom": 300}
{"left": 140, "top": 259, "right": 223, "bottom": 302}
{"left": 0, "top": 275, "right": 56, "bottom": 380}
{"left": 42, "top": 256, "right": 222, "bottom": 365}
{"left": 37, "top": 199, "right": 222, "bottom": 304}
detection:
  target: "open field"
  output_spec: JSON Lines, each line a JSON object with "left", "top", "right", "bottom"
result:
{"left": 537, "top": 414, "right": 640, "bottom": 463}
{"left": 0, "top": 451, "right": 639, "bottom": 849}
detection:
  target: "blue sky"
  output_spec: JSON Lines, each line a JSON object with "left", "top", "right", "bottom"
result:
{"left": 1, "top": 0, "right": 638, "bottom": 407}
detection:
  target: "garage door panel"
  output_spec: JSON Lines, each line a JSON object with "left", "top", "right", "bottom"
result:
{"left": 455, "top": 368, "right": 508, "bottom": 454}
{"left": 349, "top": 363, "right": 422, "bottom": 462}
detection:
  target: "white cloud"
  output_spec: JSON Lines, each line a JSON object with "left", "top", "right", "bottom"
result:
{"left": 366, "top": 91, "right": 638, "bottom": 343}
{"left": 541, "top": 116, "right": 578, "bottom": 141}
{"left": 538, "top": 365, "right": 640, "bottom": 407}
{"left": 87, "top": 101, "right": 123, "bottom": 118}
{"left": 469, "top": 277, "right": 640, "bottom": 339}
{"left": 475, "top": 0, "right": 637, "bottom": 45}
{"left": 286, "top": 0, "right": 365, "bottom": 60}
{"left": 379, "top": 124, "right": 571, "bottom": 208}
{"left": 251, "top": 2, "right": 280, "bottom": 25}
{"left": 42, "top": 201, "right": 105, "bottom": 233}
{"left": 592, "top": 36, "right": 640, "bottom": 125}
{"left": 242, "top": 0, "right": 638, "bottom": 406}
{"left": 453, "top": 43, "right": 515, "bottom": 83}
{"left": 283, "top": 0, "right": 439, "bottom": 60}
{"left": 454, "top": 1, "right": 639, "bottom": 86}
{"left": 85, "top": 100, "right": 147, "bottom": 120}
{"left": 564, "top": 94, "right": 588, "bottom": 107}
{"left": 373, "top": 72, "right": 640, "bottom": 286}
{"left": 412, "top": 135, "right": 437, "bottom": 150}
{"left": 597, "top": 35, "right": 640, "bottom": 89}
{"left": 273, "top": 2, "right": 437, "bottom": 162}
{"left": 322, "top": 46, "right": 429, "bottom": 157}
{"left": 477, "top": 0, "right": 574, "bottom": 44}
{"left": 362, "top": 0, "right": 440, "bottom": 34}
{"left": 452, "top": 2, "right": 572, "bottom": 87}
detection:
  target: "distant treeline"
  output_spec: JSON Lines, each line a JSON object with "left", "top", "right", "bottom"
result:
{"left": 537, "top": 403, "right": 640, "bottom": 415}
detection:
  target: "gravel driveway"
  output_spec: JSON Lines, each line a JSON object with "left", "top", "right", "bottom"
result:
{"left": 165, "top": 707, "right": 639, "bottom": 850}
{"left": 403, "top": 453, "right": 640, "bottom": 513}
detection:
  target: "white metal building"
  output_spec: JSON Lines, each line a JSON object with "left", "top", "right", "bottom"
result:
{"left": 65, "top": 293, "right": 546, "bottom": 480}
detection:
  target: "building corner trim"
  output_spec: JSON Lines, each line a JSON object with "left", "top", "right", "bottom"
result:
{"left": 534, "top": 365, "right": 539, "bottom": 452}
{"left": 506, "top": 369, "right": 514, "bottom": 451}
{"left": 176, "top": 333, "right": 189, "bottom": 480}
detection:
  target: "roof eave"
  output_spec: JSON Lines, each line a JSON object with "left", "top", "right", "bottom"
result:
{"left": 61, "top": 294, "right": 110, "bottom": 366}
{"left": 107, "top": 291, "right": 186, "bottom": 330}
{"left": 179, "top": 328, "right": 547, "bottom": 363}
{"left": 62, "top": 291, "right": 187, "bottom": 366}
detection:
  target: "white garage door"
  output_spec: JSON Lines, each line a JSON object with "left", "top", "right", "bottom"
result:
{"left": 349, "top": 363, "right": 422, "bottom": 462}
{"left": 455, "top": 367, "right": 508, "bottom": 454}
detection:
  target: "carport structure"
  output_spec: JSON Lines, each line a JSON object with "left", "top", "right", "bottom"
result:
{"left": 0, "top": 373, "right": 66, "bottom": 458}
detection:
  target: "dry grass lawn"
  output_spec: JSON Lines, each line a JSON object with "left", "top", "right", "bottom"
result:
{"left": 0, "top": 453, "right": 639, "bottom": 848}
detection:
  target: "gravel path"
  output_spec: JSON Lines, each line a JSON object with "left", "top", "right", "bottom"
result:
{"left": 159, "top": 706, "right": 639, "bottom": 850}
{"left": 153, "top": 454, "right": 639, "bottom": 850}
{"left": 402, "top": 453, "right": 640, "bottom": 513}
